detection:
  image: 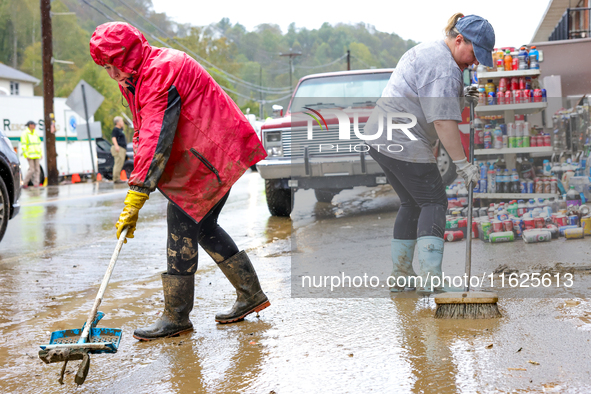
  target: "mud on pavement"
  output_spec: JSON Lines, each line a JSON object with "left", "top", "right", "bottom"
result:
{"left": 1, "top": 177, "right": 591, "bottom": 393}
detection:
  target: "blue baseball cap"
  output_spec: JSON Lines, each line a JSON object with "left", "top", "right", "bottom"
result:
{"left": 455, "top": 15, "right": 495, "bottom": 67}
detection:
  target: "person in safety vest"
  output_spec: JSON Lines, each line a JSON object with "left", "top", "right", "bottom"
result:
{"left": 89, "top": 22, "right": 270, "bottom": 341}
{"left": 20, "top": 121, "right": 43, "bottom": 188}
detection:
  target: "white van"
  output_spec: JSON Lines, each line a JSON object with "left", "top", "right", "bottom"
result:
{"left": 0, "top": 96, "right": 98, "bottom": 183}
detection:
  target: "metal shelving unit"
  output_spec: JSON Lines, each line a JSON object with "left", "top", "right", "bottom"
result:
{"left": 475, "top": 101, "right": 548, "bottom": 116}
{"left": 474, "top": 193, "right": 557, "bottom": 199}
{"left": 474, "top": 146, "right": 553, "bottom": 155}
{"left": 474, "top": 69, "right": 551, "bottom": 170}
{"left": 478, "top": 69, "right": 541, "bottom": 79}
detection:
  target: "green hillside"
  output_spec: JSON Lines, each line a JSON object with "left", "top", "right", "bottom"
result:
{"left": 0, "top": 0, "right": 417, "bottom": 137}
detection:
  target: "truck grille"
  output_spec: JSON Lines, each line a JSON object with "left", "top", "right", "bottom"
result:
{"left": 283, "top": 125, "right": 367, "bottom": 158}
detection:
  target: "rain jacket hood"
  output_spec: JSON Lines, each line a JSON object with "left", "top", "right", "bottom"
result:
{"left": 89, "top": 22, "right": 266, "bottom": 223}
{"left": 90, "top": 22, "right": 148, "bottom": 75}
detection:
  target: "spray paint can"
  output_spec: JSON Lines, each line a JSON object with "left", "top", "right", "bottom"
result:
{"left": 522, "top": 229, "right": 552, "bottom": 243}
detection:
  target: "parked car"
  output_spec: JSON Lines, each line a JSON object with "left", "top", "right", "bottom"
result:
{"left": 0, "top": 128, "right": 21, "bottom": 242}
{"left": 256, "top": 69, "right": 457, "bottom": 216}
{"left": 96, "top": 137, "right": 134, "bottom": 180}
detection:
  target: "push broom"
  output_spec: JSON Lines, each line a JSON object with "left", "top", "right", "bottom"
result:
{"left": 434, "top": 98, "right": 502, "bottom": 319}
{"left": 38, "top": 228, "right": 128, "bottom": 385}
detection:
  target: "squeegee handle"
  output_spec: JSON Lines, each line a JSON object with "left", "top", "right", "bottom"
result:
{"left": 79, "top": 227, "right": 128, "bottom": 343}
{"left": 464, "top": 100, "right": 475, "bottom": 292}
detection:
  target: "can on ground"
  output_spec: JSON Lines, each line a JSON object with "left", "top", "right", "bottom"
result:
{"left": 445, "top": 231, "right": 464, "bottom": 242}
{"left": 568, "top": 215, "right": 579, "bottom": 226}
{"left": 565, "top": 227, "right": 585, "bottom": 239}
{"left": 559, "top": 225, "right": 578, "bottom": 236}
{"left": 546, "top": 224, "right": 559, "bottom": 239}
{"left": 481, "top": 221, "right": 492, "bottom": 241}
{"left": 492, "top": 220, "right": 504, "bottom": 233}
{"left": 581, "top": 216, "right": 591, "bottom": 235}
{"left": 503, "top": 219, "right": 513, "bottom": 232}
{"left": 555, "top": 215, "right": 568, "bottom": 227}
{"left": 489, "top": 231, "right": 515, "bottom": 243}
{"left": 534, "top": 217, "right": 545, "bottom": 229}
{"left": 472, "top": 221, "right": 479, "bottom": 238}
{"left": 523, "top": 218, "right": 535, "bottom": 230}
{"left": 512, "top": 218, "right": 524, "bottom": 237}
{"left": 522, "top": 229, "right": 552, "bottom": 243}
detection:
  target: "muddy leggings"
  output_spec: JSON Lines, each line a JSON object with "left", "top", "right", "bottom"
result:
{"left": 166, "top": 191, "right": 239, "bottom": 275}
{"left": 368, "top": 147, "right": 448, "bottom": 240}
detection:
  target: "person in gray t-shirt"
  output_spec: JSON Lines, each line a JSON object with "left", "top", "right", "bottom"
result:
{"left": 367, "top": 14, "right": 495, "bottom": 294}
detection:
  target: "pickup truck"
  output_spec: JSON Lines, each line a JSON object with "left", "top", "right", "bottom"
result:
{"left": 256, "top": 69, "right": 459, "bottom": 216}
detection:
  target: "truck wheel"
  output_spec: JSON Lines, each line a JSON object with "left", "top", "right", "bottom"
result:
{"left": 265, "top": 179, "right": 293, "bottom": 217}
{"left": 437, "top": 145, "right": 457, "bottom": 187}
{"left": 0, "top": 176, "right": 9, "bottom": 243}
{"left": 314, "top": 189, "right": 338, "bottom": 203}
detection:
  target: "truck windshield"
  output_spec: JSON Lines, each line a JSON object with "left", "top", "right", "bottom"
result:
{"left": 290, "top": 72, "right": 392, "bottom": 113}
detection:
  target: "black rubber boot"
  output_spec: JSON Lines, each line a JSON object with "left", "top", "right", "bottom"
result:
{"left": 133, "top": 273, "right": 194, "bottom": 341}
{"left": 215, "top": 251, "right": 270, "bottom": 324}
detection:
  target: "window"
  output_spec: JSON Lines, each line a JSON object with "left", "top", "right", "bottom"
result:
{"left": 10, "top": 81, "right": 19, "bottom": 96}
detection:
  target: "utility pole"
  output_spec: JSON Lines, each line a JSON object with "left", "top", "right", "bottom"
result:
{"left": 347, "top": 50, "right": 351, "bottom": 71}
{"left": 280, "top": 50, "right": 301, "bottom": 91}
{"left": 40, "top": 0, "right": 58, "bottom": 185}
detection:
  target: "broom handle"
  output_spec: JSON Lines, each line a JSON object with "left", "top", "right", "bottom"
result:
{"left": 465, "top": 100, "right": 475, "bottom": 292}
{"left": 78, "top": 227, "right": 128, "bottom": 344}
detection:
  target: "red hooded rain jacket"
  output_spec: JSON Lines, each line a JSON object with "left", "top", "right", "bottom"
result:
{"left": 89, "top": 22, "right": 266, "bottom": 223}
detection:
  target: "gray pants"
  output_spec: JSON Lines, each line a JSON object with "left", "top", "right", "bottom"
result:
{"left": 23, "top": 158, "right": 40, "bottom": 187}
{"left": 110, "top": 145, "right": 127, "bottom": 181}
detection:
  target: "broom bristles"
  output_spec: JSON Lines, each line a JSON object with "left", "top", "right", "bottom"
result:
{"left": 434, "top": 302, "right": 502, "bottom": 319}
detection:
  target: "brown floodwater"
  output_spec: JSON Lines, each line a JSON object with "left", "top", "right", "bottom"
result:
{"left": 1, "top": 174, "right": 590, "bottom": 393}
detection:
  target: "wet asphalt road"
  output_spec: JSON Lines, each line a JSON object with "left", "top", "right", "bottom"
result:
{"left": 1, "top": 171, "right": 591, "bottom": 393}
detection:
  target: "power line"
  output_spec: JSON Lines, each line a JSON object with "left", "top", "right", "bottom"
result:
{"left": 112, "top": 0, "right": 293, "bottom": 94}
{"left": 350, "top": 54, "right": 375, "bottom": 69}
{"left": 83, "top": 0, "right": 292, "bottom": 107}
{"left": 81, "top": 0, "right": 113, "bottom": 21}
{"left": 295, "top": 54, "right": 347, "bottom": 69}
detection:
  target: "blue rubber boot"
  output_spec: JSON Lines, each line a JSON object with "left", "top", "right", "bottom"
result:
{"left": 415, "top": 236, "right": 445, "bottom": 295}
{"left": 389, "top": 239, "right": 418, "bottom": 292}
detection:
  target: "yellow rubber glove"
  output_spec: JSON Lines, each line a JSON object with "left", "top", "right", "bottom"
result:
{"left": 115, "top": 190, "right": 149, "bottom": 242}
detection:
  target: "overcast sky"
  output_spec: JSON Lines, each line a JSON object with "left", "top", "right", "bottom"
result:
{"left": 151, "top": 0, "right": 551, "bottom": 49}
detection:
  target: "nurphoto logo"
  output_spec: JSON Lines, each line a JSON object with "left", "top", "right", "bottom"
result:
{"left": 304, "top": 109, "right": 418, "bottom": 153}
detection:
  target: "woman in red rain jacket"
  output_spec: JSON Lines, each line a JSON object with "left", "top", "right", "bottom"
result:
{"left": 90, "top": 22, "right": 270, "bottom": 340}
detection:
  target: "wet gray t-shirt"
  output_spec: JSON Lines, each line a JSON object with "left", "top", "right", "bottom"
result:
{"left": 364, "top": 40, "right": 463, "bottom": 163}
